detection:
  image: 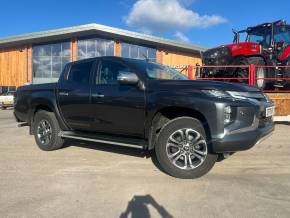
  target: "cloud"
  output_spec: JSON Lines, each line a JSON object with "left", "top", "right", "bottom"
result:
{"left": 124, "top": 0, "right": 227, "bottom": 33}
{"left": 174, "top": 31, "right": 190, "bottom": 42}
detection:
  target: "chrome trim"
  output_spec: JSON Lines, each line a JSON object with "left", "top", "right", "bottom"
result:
{"left": 59, "top": 92, "right": 69, "bottom": 96}
{"left": 92, "top": 94, "right": 105, "bottom": 98}
{"left": 60, "top": 134, "right": 144, "bottom": 149}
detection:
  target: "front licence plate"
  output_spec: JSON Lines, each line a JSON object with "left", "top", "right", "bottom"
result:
{"left": 266, "top": 106, "right": 275, "bottom": 117}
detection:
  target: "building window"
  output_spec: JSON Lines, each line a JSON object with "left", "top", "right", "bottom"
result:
{"left": 77, "top": 38, "right": 114, "bottom": 60}
{"left": 32, "top": 42, "right": 71, "bottom": 84}
{"left": 121, "top": 43, "right": 156, "bottom": 62}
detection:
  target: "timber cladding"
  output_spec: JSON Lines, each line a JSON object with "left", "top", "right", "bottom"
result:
{"left": 0, "top": 45, "right": 31, "bottom": 87}
{"left": 267, "top": 93, "right": 290, "bottom": 116}
{"left": 161, "top": 50, "right": 202, "bottom": 69}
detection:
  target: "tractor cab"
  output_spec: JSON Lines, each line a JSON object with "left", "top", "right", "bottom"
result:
{"left": 234, "top": 20, "right": 290, "bottom": 59}
{"left": 234, "top": 23, "right": 272, "bottom": 48}
{"left": 246, "top": 24, "right": 272, "bottom": 48}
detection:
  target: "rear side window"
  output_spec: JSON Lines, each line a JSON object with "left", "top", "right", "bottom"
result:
{"left": 67, "top": 61, "right": 94, "bottom": 84}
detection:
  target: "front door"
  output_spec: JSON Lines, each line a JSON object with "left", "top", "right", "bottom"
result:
{"left": 90, "top": 59, "right": 146, "bottom": 137}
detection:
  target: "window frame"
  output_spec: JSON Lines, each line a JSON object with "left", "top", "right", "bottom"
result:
{"left": 63, "top": 59, "right": 96, "bottom": 86}
{"left": 32, "top": 41, "right": 71, "bottom": 83}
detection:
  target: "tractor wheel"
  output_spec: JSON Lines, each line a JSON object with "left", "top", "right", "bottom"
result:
{"left": 234, "top": 58, "right": 249, "bottom": 85}
{"left": 250, "top": 57, "right": 268, "bottom": 89}
{"left": 235, "top": 57, "right": 268, "bottom": 89}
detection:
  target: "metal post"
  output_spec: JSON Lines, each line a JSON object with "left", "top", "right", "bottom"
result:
{"left": 188, "top": 65, "right": 194, "bottom": 80}
{"left": 195, "top": 63, "right": 200, "bottom": 79}
{"left": 249, "top": 64, "right": 256, "bottom": 86}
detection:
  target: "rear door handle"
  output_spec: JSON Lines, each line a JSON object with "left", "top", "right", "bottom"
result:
{"left": 92, "top": 93, "right": 105, "bottom": 98}
{"left": 59, "top": 92, "right": 69, "bottom": 96}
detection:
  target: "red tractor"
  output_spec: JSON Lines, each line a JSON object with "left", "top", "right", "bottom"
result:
{"left": 202, "top": 20, "right": 290, "bottom": 89}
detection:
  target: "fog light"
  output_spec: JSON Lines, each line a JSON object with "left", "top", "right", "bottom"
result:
{"left": 224, "top": 106, "right": 232, "bottom": 124}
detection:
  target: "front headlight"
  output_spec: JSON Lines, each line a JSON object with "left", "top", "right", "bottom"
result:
{"left": 224, "top": 106, "right": 232, "bottom": 124}
{"left": 202, "top": 90, "right": 248, "bottom": 100}
{"left": 263, "top": 93, "right": 271, "bottom": 102}
{"left": 201, "top": 90, "right": 231, "bottom": 98}
{"left": 227, "top": 91, "right": 247, "bottom": 99}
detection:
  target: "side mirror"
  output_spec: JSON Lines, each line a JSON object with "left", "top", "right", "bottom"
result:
{"left": 117, "top": 71, "right": 139, "bottom": 85}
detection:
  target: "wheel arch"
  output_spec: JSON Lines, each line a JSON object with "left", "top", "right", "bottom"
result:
{"left": 29, "top": 99, "right": 69, "bottom": 134}
{"left": 33, "top": 104, "right": 53, "bottom": 116}
{"left": 231, "top": 54, "right": 267, "bottom": 64}
{"left": 148, "top": 106, "right": 212, "bottom": 150}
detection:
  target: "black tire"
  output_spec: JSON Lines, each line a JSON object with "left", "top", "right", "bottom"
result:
{"left": 235, "top": 57, "right": 269, "bottom": 89}
{"left": 155, "top": 117, "right": 217, "bottom": 179}
{"left": 33, "top": 110, "right": 64, "bottom": 151}
{"left": 247, "top": 57, "right": 268, "bottom": 89}
{"left": 234, "top": 57, "right": 249, "bottom": 85}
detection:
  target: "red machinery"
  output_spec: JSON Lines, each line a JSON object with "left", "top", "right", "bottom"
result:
{"left": 202, "top": 20, "right": 290, "bottom": 89}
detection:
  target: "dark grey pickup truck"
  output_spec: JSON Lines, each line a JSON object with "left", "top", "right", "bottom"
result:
{"left": 14, "top": 57, "right": 275, "bottom": 179}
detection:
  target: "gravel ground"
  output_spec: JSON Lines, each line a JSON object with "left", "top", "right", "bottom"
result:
{"left": 0, "top": 109, "right": 290, "bottom": 218}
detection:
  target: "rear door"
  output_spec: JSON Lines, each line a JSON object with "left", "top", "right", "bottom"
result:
{"left": 90, "top": 58, "right": 146, "bottom": 137}
{"left": 57, "top": 60, "right": 95, "bottom": 131}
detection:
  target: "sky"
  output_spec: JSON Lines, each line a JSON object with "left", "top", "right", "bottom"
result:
{"left": 0, "top": 0, "right": 289, "bottom": 48}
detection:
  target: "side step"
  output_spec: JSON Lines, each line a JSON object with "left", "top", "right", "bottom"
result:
{"left": 17, "top": 122, "right": 29, "bottom": 127}
{"left": 59, "top": 131, "right": 147, "bottom": 149}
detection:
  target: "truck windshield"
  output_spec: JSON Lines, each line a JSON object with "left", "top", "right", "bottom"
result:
{"left": 144, "top": 63, "right": 189, "bottom": 80}
{"left": 274, "top": 26, "right": 290, "bottom": 44}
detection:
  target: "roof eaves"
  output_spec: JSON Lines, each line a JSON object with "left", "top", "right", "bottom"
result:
{"left": 0, "top": 23, "right": 207, "bottom": 52}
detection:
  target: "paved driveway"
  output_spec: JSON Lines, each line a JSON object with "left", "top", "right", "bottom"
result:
{"left": 0, "top": 110, "right": 290, "bottom": 218}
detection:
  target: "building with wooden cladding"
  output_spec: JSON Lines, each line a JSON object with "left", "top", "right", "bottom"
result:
{"left": 0, "top": 23, "right": 205, "bottom": 87}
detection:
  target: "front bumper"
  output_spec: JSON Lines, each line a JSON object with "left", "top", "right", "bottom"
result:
{"left": 211, "top": 120, "right": 274, "bottom": 152}
{"left": 209, "top": 97, "right": 275, "bottom": 153}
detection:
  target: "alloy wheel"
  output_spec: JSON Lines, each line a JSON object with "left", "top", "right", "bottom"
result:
{"left": 37, "top": 119, "right": 52, "bottom": 146}
{"left": 166, "top": 128, "right": 207, "bottom": 170}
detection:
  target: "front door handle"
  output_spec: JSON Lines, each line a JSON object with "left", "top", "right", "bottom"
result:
{"left": 59, "top": 92, "right": 69, "bottom": 96}
{"left": 92, "top": 93, "right": 105, "bottom": 98}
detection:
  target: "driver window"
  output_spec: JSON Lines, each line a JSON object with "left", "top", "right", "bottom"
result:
{"left": 97, "top": 60, "right": 131, "bottom": 85}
